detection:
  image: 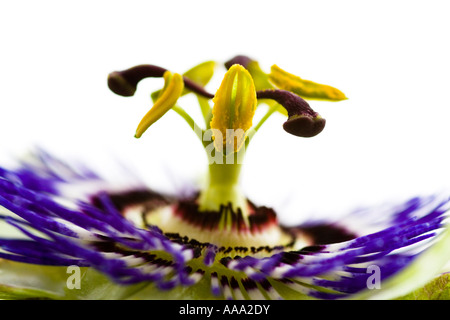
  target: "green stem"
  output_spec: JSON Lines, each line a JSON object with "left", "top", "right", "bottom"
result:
{"left": 197, "top": 150, "right": 248, "bottom": 217}
{"left": 252, "top": 102, "right": 281, "bottom": 133}
{"left": 242, "top": 102, "right": 281, "bottom": 150}
{"left": 197, "top": 96, "right": 212, "bottom": 129}
{"left": 171, "top": 105, "right": 204, "bottom": 142}
{"left": 168, "top": 105, "right": 249, "bottom": 216}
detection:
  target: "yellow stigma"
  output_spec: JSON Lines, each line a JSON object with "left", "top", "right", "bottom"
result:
{"left": 135, "top": 71, "right": 184, "bottom": 138}
{"left": 269, "top": 64, "right": 347, "bottom": 102}
{"left": 210, "top": 64, "right": 257, "bottom": 153}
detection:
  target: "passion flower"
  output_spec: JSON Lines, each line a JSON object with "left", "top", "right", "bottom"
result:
{"left": 0, "top": 55, "right": 449, "bottom": 300}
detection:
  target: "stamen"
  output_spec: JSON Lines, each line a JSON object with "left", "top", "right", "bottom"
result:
{"left": 183, "top": 61, "right": 216, "bottom": 89}
{"left": 224, "top": 55, "right": 253, "bottom": 70}
{"left": 269, "top": 64, "right": 347, "bottom": 101}
{"left": 183, "top": 78, "right": 215, "bottom": 99}
{"left": 257, "top": 89, "right": 326, "bottom": 137}
{"left": 135, "top": 71, "right": 184, "bottom": 138}
{"left": 108, "top": 64, "right": 214, "bottom": 99}
{"left": 224, "top": 55, "right": 274, "bottom": 91}
{"left": 108, "top": 64, "right": 167, "bottom": 97}
{"left": 210, "top": 64, "right": 257, "bottom": 152}
{"left": 181, "top": 60, "right": 216, "bottom": 99}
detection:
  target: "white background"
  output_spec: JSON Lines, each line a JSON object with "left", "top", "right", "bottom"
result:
{"left": 1, "top": 0, "right": 449, "bottom": 224}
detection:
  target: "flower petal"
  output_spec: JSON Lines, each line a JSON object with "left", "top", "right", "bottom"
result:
{"left": 1, "top": 151, "right": 449, "bottom": 300}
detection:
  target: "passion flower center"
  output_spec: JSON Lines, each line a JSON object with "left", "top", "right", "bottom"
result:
{"left": 119, "top": 197, "right": 308, "bottom": 254}
{"left": 107, "top": 56, "right": 347, "bottom": 238}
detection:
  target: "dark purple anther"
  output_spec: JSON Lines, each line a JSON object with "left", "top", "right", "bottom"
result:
{"left": 224, "top": 55, "right": 254, "bottom": 70}
{"left": 257, "top": 89, "right": 326, "bottom": 137}
{"left": 108, "top": 64, "right": 215, "bottom": 98}
{"left": 108, "top": 65, "right": 168, "bottom": 97}
{"left": 182, "top": 77, "right": 215, "bottom": 99}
